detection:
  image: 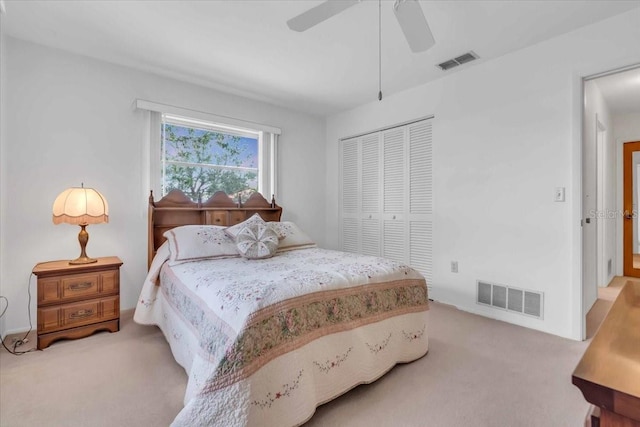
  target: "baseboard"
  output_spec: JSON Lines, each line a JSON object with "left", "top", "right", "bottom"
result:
{"left": 431, "top": 296, "right": 578, "bottom": 341}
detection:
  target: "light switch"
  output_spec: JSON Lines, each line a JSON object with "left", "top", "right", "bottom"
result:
{"left": 555, "top": 187, "right": 565, "bottom": 202}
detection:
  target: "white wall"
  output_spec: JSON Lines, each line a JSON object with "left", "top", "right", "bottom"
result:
{"left": 615, "top": 112, "right": 640, "bottom": 274}
{"left": 0, "top": 37, "right": 326, "bottom": 335}
{"left": 326, "top": 9, "right": 640, "bottom": 340}
{"left": 614, "top": 113, "right": 640, "bottom": 142}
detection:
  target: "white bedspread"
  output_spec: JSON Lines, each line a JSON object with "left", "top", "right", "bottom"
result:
{"left": 134, "top": 246, "right": 429, "bottom": 426}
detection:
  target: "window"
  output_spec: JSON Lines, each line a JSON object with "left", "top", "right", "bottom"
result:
{"left": 161, "top": 115, "right": 261, "bottom": 202}
{"left": 136, "top": 99, "right": 281, "bottom": 206}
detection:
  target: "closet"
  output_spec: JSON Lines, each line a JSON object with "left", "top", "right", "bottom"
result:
{"left": 340, "top": 118, "right": 433, "bottom": 284}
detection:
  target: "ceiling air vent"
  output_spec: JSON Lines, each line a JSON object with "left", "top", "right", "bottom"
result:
{"left": 437, "top": 51, "right": 479, "bottom": 71}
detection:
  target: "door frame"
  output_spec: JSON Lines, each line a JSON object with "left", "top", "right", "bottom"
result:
{"left": 622, "top": 141, "right": 640, "bottom": 276}
{"left": 576, "top": 64, "right": 640, "bottom": 341}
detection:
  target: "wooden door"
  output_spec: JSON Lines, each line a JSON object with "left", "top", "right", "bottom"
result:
{"left": 623, "top": 141, "right": 640, "bottom": 277}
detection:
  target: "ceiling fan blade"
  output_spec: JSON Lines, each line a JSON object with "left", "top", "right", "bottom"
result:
{"left": 393, "top": 0, "right": 435, "bottom": 53}
{"left": 287, "top": 0, "right": 360, "bottom": 32}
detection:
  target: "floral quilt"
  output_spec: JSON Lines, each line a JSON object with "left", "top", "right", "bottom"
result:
{"left": 134, "top": 246, "right": 429, "bottom": 426}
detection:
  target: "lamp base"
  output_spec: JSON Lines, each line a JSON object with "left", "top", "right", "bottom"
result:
{"left": 69, "top": 224, "right": 97, "bottom": 265}
{"left": 69, "top": 256, "right": 98, "bottom": 265}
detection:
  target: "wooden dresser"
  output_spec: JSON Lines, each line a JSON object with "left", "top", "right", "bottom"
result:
{"left": 33, "top": 256, "right": 123, "bottom": 350}
{"left": 572, "top": 280, "right": 640, "bottom": 427}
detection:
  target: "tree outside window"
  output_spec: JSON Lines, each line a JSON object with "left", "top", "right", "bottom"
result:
{"left": 162, "top": 123, "right": 258, "bottom": 202}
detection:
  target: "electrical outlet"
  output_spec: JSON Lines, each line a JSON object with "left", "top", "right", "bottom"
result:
{"left": 10, "top": 337, "right": 28, "bottom": 346}
{"left": 451, "top": 261, "right": 458, "bottom": 273}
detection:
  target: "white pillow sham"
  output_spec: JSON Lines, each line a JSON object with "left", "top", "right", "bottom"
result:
{"left": 268, "top": 221, "right": 317, "bottom": 252}
{"left": 164, "top": 225, "right": 239, "bottom": 265}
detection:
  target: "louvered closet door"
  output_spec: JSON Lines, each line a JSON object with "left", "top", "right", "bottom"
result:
{"left": 382, "top": 127, "right": 406, "bottom": 263}
{"left": 339, "top": 118, "right": 433, "bottom": 287}
{"left": 360, "top": 134, "right": 381, "bottom": 256}
{"left": 341, "top": 137, "right": 360, "bottom": 253}
{"left": 408, "top": 120, "right": 433, "bottom": 283}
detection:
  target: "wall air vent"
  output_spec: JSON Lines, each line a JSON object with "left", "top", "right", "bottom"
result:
{"left": 476, "top": 280, "right": 543, "bottom": 319}
{"left": 437, "top": 51, "right": 479, "bottom": 71}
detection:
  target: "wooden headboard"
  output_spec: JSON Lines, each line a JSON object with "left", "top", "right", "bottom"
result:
{"left": 148, "top": 189, "right": 282, "bottom": 267}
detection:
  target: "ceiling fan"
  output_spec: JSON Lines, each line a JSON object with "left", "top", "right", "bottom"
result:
{"left": 286, "top": 0, "right": 435, "bottom": 53}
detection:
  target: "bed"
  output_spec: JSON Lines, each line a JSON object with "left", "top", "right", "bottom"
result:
{"left": 134, "top": 190, "right": 429, "bottom": 426}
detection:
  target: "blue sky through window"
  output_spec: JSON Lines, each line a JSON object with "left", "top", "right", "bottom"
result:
{"left": 164, "top": 124, "right": 258, "bottom": 168}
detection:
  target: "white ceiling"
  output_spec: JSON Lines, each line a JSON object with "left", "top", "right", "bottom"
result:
{"left": 2, "top": 0, "right": 639, "bottom": 116}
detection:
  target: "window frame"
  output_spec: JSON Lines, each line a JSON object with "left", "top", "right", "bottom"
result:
{"left": 137, "top": 99, "right": 281, "bottom": 206}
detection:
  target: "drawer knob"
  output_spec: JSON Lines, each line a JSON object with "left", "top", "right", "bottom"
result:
{"left": 69, "top": 282, "right": 92, "bottom": 291}
{"left": 70, "top": 309, "right": 94, "bottom": 319}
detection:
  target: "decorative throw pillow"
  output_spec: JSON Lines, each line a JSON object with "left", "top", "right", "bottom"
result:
{"left": 268, "top": 221, "right": 317, "bottom": 252}
{"left": 164, "top": 225, "right": 239, "bottom": 265}
{"left": 224, "top": 213, "right": 266, "bottom": 241}
{"left": 236, "top": 222, "right": 279, "bottom": 259}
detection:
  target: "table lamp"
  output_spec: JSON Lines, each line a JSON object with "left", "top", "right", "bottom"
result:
{"left": 52, "top": 184, "right": 109, "bottom": 265}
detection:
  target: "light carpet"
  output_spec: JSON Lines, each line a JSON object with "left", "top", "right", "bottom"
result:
{"left": 0, "top": 302, "right": 589, "bottom": 427}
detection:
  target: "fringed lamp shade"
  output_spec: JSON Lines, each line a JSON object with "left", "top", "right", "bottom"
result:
{"left": 52, "top": 185, "right": 109, "bottom": 264}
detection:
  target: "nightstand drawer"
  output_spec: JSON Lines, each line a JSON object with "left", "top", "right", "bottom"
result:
{"left": 61, "top": 273, "right": 99, "bottom": 299}
{"left": 38, "top": 270, "right": 119, "bottom": 305}
{"left": 37, "top": 295, "right": 120, "bottom": 333}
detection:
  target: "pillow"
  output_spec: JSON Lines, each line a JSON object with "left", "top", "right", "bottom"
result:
{"left": 224, "top": 213, "right": 266, "bottom": 241}
{"left": 164, "top": 225, "right": 239, "bottom": 265}
{"left": 236, "top": 222, "right": 279, "bottom": 259}
{"left": 268, "top": 221, "right": 317, "bottom": 252}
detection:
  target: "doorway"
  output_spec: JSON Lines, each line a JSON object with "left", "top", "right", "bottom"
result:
{"left": 581, "top": 65, "right": 640, "bottom": 339}
{"left": 623, "top": 141, "right": 640, "bottom": 277}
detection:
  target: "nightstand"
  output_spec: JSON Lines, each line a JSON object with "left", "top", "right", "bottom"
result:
{"left": 33, "top": 256, "right": 123, "bottom": 350}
